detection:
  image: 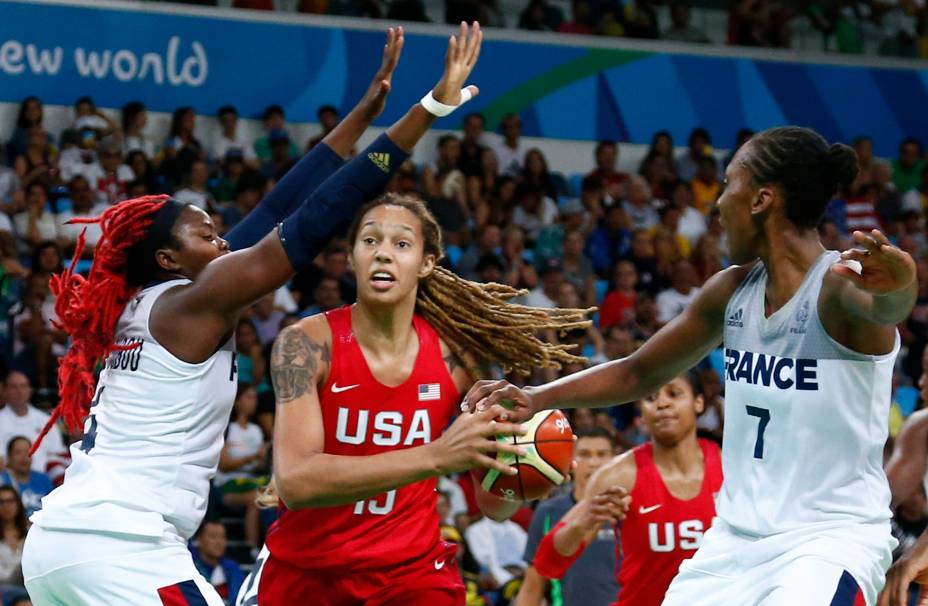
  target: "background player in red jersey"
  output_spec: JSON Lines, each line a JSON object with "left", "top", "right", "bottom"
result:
{"left": 531, "top": 370, "right": 722, "bottom": 606}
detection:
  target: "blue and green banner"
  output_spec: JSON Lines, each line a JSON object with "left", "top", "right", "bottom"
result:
{"left": 0, "top": 0, "right": 924, "bottom": 154}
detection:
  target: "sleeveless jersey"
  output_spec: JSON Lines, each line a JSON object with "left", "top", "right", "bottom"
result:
{"left": 615, "top": 439, "right": 722, "bottom": 606}
{"left": 265, "top": 306, "right": 459, "bottom": 573}
{"left": 34, "top": 279, "right": 238, "bottom": 540}
{"left": 720, "top": 250, "right": 898, "bottom": 536}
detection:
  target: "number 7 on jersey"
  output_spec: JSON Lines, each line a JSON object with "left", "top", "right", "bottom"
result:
{"left": 746, "top": 405, "right": 770, "bottom": 459}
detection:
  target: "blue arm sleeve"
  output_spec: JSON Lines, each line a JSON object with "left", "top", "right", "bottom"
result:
{"left": 225, "top": 142, "right": 344, "bottom": 251}
{"left": 278, "top": 133, "right": 408, "bottom": 272}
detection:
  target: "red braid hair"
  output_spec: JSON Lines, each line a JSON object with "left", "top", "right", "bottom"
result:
{"left": 32, "top": 195, "right": 170, "bottom": 455}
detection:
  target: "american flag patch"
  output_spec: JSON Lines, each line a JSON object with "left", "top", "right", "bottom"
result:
{"left": 418, "top": 383, "right": 440, "bottom": 401}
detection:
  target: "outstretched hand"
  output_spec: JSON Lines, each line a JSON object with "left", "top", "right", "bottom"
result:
{"left": 432, "top": 22, "right": 483, "bottom": 106}
{"left": 358, "top": 26, "right": 405, "bottom": 121}
{"left": 832, "top": 229, "right": 917, "bottom": 296}
{"left": 461, "top": 380, "right": 539, "bottom": 423}
{"left": 878, "top": 542, "right": 928, "bottom": 606}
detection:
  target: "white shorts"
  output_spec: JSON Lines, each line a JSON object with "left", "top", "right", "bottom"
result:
{"left": 23, "top": 524, "right": 224, "bottom": 606}
{"left": 662, "top": 519, "right": 893, "bottom": 606}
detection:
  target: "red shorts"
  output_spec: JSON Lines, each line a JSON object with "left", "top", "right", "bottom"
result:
{"left": 257, "top": 540, "right": 465, "bottom": 606}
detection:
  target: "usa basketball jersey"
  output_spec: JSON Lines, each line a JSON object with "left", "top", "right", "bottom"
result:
{"left": 720, "top": 250, "right": 898, "bottom": 537}
{"left": 265, "top": 306, "right": 458, "bottom": 572}
{"left": 34, "top": 279, "right": 238, "bottom": 540}
{"left": 615, "top": 439, "right": 722, "bottom": 606}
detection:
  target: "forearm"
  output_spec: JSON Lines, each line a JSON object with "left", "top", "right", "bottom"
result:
{"left": 322, "top": 107, "right": 373, "bottom": 159}
{"left": 276, "top": 443, "right": 440, "bottom": 509}
{"left": 386, "top": 105, "right": 437, "bottom": 153}
{"left": 514, "top": 567, "right": 547, "bottom": 606}
{"left": 528, "top": 358, "right": 647, "bottom": 411}
{"left": 553, "top": 517, "right": 594, "bottom": 556}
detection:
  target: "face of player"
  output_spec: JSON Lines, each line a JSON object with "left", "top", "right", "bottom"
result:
{"left": 351, "top": 204, "right": 436, "bottom": 309}
{"left": 716, "top": 145, "right": 762, "bottom": 265}
{"left": 157, "top": 206, "right": 229, "bottom": 281}
{"left": 573, "top": 436, "right": 614, "bottom": 491}
{"left": 640, "top": 376, "right": 704, "bottom": 447}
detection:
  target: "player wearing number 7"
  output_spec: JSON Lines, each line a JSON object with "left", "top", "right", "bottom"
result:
{"left": 464, "top": 127, "right": 917, "bottom": 606}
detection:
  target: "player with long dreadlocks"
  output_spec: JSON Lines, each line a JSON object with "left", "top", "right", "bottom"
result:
{"left": 236, "top": 193, "right": 594, "bottom": 606}
{"left": 22, "top": 24, "right": 486, "bottom": 606}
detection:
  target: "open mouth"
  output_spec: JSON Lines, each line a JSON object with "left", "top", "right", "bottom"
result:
{"left": 370, "top": 270, "right": 396, "bottom": 290}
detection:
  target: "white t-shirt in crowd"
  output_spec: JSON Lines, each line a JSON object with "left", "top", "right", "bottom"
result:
{"left": 13, "top": 210, "right": 62, "bottom": 243}
{"left": 173, "top": 188, "right": 212, "bottom": 210}
{"left": 0, "top": 404, "right": 66, "bottom": 474}
{"left": 492, "top": 141, "right": 529, "bottom": 177}
{"left": 465, "top": 517, "right": 528, "bottom": 585}
{"left": 212, "top": 132, "right": 257, "bottom": 162}
{"left": 656, "top": 286, "right": 700, "bottom": 325}
{"left": 214, "top": 421, "right": 264, "bottom": 485}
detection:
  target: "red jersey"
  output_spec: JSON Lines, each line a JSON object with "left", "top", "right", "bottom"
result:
{"left": 265, "top": 306, "right": 459, "bottom": 573}
{"left": 615, "top": 439, "right": 723, "bottom": 606}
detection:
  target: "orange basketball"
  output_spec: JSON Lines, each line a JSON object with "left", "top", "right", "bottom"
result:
{"left": 475, "top": 409, "right": 574, "bottom": 502}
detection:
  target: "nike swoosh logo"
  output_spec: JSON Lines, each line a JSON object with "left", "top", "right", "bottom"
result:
{"left": 434, "top": 559, "right": 445, "bottom": 570}
{"left": 639, "top": 504, "right": 662, "bottom": 515}
{"left": 331, "top": 383, "right": 360, "bottom": 393}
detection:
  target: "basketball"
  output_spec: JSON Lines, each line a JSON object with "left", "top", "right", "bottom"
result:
{"left": 475, "top": 409, "right": 575, "bottom": 502}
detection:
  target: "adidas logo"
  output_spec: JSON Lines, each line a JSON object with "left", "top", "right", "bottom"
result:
{"left": 727, "top": 308, "right": 744, "bottom": 328}
{"left": 368, "top": 152, "right": 390, "bottom": 173}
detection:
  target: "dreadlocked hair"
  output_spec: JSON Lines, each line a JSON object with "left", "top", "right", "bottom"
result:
{"left": 349, "top": 193, "right": 595, "bottom": 378}
{"left": 32, "top": 195, "right": 171, "bottom": 455}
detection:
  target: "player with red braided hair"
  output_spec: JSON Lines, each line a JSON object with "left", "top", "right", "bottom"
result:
{"left": 21, "top": 24, "right": 484, "bottom": 606}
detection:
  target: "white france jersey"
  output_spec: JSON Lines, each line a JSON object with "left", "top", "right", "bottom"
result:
{"left": 719, "top": 250, "right": 898, "bottom": 536}
{"left": 33, "top": 279, "right": 238, "bottom": 540}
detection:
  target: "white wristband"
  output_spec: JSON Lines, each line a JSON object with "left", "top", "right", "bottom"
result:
{"left": 419, "top": 88, "right": 473, "bottom": 117}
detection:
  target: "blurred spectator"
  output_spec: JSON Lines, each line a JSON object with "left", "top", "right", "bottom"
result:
{"left": 121, "top": 101, "right": 156, "bottom": 159}
{"left": 466, "top": 148, "right": 499, "bottom": 229}
{"left": 216, "top": 384, "right": 267, "bottom": 552}
{"left": 586, "top": 204, "right": 631, "bottom": 278}
{"left": 174, "top": 160, "right": 214, "bottom": 210}
{"left": 621, "top": 176, "right": 660, "bottom": 231}
{"left": 306, "top": 105, "right": 341, "bottom": 151}
{"left": 663, "top": 1, "right": 711, "bottom": 43}
{"left": 512, "top": 183, "right": 559, "bottom": 243}
{"left": 600, "top": 260, "right": 638, "bottom": 329}
{"left": 692, "top": 233, "right": 725, "bottom": 284}
{"left": 696, "top": 368, "right": 724, "bottom": 443}
{"left": 254, "top": 105, "right": 299, "bottom": 162}
{"left": 59, "top": 176, "right": 106, "bottom": 257}
{"left": 212, "top": 105, "right": 257, "bottom": 166}
{"left": 723, "top": 128, "right": 755, "bottom": 170}
{"left": 728, "top": 0, "right": 793, "bottom": 47}
{"left": 458, "top": 224, "right": 503, "bottom": 280}
{"left": 71, "top": 96, "right": 117, "bottom": 139}
{"left": 627, "top": 228, "right": 663, "bottom": 295}
{"left": 126, "top": 150, "right": 160, "bottom": 195}
{"left": 459, "top": 113, "right": 488, "bottom": 178}
{"left": 5, "top": 97, "right": 51, "bottom": 169}
{"left": 191, "top": 520, "right": 246, "bottom": 605}
{"left": 0, "top": 372, "right": 65, "bottom": 473}
{"left": 893, "top": 137, "right": 925, "bottom": 194}
{"left": 211, "top": 151, "right": 247, "bottom": 204}
{"left": 502, "top": 226, "right": 538, "bottom": 290}
{"left": 525, "top": 259, "right": 564, "bottom": 309}
{"left": 586, "top": 141, "right": 629, "bottom": 204}
{"left": 494, "top": 114, "right": 529, "bottom": 178}
{"left": 639, "top": 130, "right": 676, "bottom": 176}
{"left": 235, "top": 320, "right": 266, "bottom": 393}
{"left": 466, "top": 514, "right": 528, "bottom": 591}
{"left": 261, "top": 130, "right": 297, "bottom": 182}
{"left": 0, "top": 437, "right": 52, "bottom": 518}
{"left": 90, "top": 139, "right": 135, "bottom": 205}
{"left": 445, "top": 0, "right": 504, "bottom": 27}
{"left": 604, "top": 323, "right": 636, "bottom": 361}
{"left": 807, "top": 1, "right": 865, "bottom": 54}
{"left": 656, "top": 259, "right": 700, "bottom": 326}
{"left": 13, "top": 126, "right": 58, "bottom": 191}
{"left": 164, "top": 106, "right": 202, "bottom": 158}
{"left": 670, "top": 179, "right": 708, "bottom": 247}
{"left": 691, "top": 156, "right": 722, "bottom": 215}
{"left": 251, "top": 294, "right": 285, "bottom": 346}
{"left": 221, "top": 170, "right": 266, "bottom": 229}
{"left": 13, "top": 184, "right": 62, "bottom": 248}
{"left": 519, "top": 0, "right": 564, "bottom": 31}
{"left": 558, "top": 0, "right": 596, "bottom": 34}
{"left": 639, "top": 152, "right": 676, "bottom": 201}
{"left": 0, "top": 485, "right": 26, "bottom": 587}
{"left": 676, "top": 127, "right": 712, "bottom": 182}
{"left": 522, "top": 149, "right": 565, "bottom": 201}
{"left": 560, "top": 229, "right": 597, "bottom": 307}
{"left": 424, "top": 135, "right": 468, "bottom": 212}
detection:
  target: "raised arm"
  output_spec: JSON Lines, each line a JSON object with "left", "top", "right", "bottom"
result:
{"left": 154, "top": 24, "right": 483, "bottom": 362}
{"left": 271, "top": 317, "right": 525, "bottom": 510}
{"left": 463, "top": 264, "right": 746, "bottom": 421}
{"left": 224, "top": 27, "right": 405, "bottom": 251}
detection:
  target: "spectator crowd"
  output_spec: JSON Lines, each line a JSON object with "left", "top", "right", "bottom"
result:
{"left": 0, "top": 84, "right": 926, "bottom": 605}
